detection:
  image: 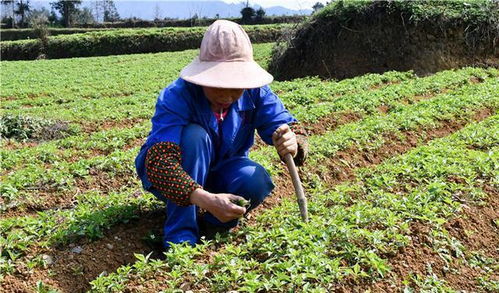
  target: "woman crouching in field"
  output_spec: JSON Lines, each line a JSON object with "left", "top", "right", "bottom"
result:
{"left": 135, "top": 20, "right": 308, "bottom": 249}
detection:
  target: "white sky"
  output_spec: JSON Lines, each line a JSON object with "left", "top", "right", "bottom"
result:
{"left": 107, "top": 0, "right": 330, "bottom": 10}
{"left": 222, "top": 0, "right": 329, "bottom": 10}
{"left": 26, "top": 0, "right": 330, "bottom": 12}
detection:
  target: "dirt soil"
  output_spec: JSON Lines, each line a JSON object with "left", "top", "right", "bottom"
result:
{"left": 269, "top": 3, "right": 498, "bottom": 80}
{"left": 80, "top": 117, "right": 145, "bottom": 134}
{"left": 1, "top": 209, "right": 165, "bottom": 293}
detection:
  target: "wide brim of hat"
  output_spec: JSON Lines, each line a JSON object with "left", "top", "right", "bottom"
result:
{"left": 180, "top": 57, "right": 273, "bottom": 89}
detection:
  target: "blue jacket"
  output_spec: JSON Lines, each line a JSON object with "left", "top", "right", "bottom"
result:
{"left": 135, "top": 78, "right": 297, "bottom": 192}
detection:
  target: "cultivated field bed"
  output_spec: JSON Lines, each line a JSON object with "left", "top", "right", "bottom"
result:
{"left": 1, "top": 43, "right": 498, "bottom": 292}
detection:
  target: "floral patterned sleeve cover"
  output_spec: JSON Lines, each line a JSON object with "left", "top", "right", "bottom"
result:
{"left": 145, "top": 142, "right": 201, "bottom": 206}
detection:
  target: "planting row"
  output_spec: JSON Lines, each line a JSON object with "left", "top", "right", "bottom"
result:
{"left": 0, "top": 44, "right": 413, "bottom": 120}
{"left": 89, "top": 115, "right": 498, "bottom": 291}
{"left": 0, "top": 69, "right": 421, "bottom": 173}
{"left": 2, "top": 68, "right": 494, "bottom": 214}
{"left": 1, "top": 76, "right": 496, "bottom": 279}
{"left": 2, "top": 67, "right": 493, "bottom": 163}
{"left": 0, "top": 67, "right": 417, "bottom": 174}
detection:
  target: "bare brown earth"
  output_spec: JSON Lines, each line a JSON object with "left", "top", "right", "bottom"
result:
{"left": 79, "top": 117, "right": 146, "bottom": 134}
{"left": 447, "top": 184, "right": 499, "bottom": 261}
{"left": 2, "top": 210, "right": 164, "bottom": 293}
{"left": 2, "top": 107, "right": 492, "bottom": 292}
{"left": 269, "top": 2, "right": 498, "bottom": 81}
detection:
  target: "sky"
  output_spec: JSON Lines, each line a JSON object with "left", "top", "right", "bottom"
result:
{"left": 221, "top": 0, "right": 329, "bottom": 10}
{"left": 6, "top": 0, "right": 329, "bottom": 20}
{"left": 27, "top": 0, "right": 330, "bottom": 11}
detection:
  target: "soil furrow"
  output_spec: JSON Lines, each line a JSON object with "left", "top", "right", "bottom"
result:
{"left": 247, "top": 107, "right": 495, "bottom": 226}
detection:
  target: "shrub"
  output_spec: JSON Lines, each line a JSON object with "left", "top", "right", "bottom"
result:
{"left": 0, "top": 115, "right": 76, "bottom": 141}
{"left": 1, "top": 24, "right": 287, "bottom": 60}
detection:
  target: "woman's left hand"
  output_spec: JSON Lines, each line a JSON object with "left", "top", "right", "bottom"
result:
{"left": 272, "top": 124, "right": 298, "bottom": 158}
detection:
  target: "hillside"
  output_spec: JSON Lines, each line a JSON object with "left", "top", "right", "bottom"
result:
{"left": 269, "top": 0, "right": 498, "bottom": 80}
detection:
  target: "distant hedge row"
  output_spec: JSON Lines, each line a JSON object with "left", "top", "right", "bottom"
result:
{"left": 0, "top": 28, "right": 109, "bottom": 41}
{"left": 0, "top": 16, "right": 306, "bottom": 35}
{"left": 0, "top": 24, "right": 288, "bottom": 60}
{"left": 74, "top": 15, "right": 306, "bottom": 29}
{"left": 0, "top": 17, "right": 305, "bottom": 41}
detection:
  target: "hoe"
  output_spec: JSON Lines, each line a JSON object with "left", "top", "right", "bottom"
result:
{"left": 284, "top": 153, "right": 309, "bottom": 222}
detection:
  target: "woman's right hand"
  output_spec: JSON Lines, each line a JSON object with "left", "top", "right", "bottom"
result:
{"left": 190, "top": 189, "right": 246, "bottom": 223}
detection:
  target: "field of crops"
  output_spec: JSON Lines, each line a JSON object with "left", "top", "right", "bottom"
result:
{"left": 1, "top": 42, "right": 498, "bottom": 292}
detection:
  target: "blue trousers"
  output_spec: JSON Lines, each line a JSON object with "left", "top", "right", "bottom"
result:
{"left": 158, "top": 124, "right": 274, "bottom": 248}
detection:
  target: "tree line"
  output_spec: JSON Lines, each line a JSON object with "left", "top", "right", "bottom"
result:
{"left": 239, "top": 1, "right": 326, "bottom": 24}
{"left": 1, "top": 1, "right": 327, "bottom": 29}
{"left": 1, "top": 0, "right": 119, "bottom": 28}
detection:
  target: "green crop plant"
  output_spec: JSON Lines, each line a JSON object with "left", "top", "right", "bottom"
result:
{"left": 2, "top": 71, "right": 496, "bottom": 272}
{"left": 3, "top": 67, "right": 495, "bottom": 212}
{"left": 89, "top": 113, "right": 498, "bottom": 291}
{"left": 231, "top": 198, "right": 251, "bottom": 208}
{"left": 2, "top": 38, "right": 498, "bottom": 291}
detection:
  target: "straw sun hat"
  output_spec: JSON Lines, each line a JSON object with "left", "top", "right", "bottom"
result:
{"left": 180, "top": 20, "right": 274, "bottom": 89}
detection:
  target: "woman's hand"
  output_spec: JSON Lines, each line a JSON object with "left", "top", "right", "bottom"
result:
{"left": 190, "top": 189, "right": 246, "bottom": 223}
{"left": 272, "top": 124, "right": 298, "bottom": 158}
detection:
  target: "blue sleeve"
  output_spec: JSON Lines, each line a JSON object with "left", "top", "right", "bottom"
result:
{"left": 135, "top": 81, "right": 191, "bottom": 192}
{"left": 254, "top": 85, "right": 297, "bottom": 145}
{"left": 147, "top": 85, "right": 191, "bottom": 145}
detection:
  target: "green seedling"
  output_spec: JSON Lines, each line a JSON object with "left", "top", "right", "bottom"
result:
{"left": 2, "top": 38, "right": 498, "bottom": 292}
{"left": 231, "top": 198, "right": 251, "bottom": 208}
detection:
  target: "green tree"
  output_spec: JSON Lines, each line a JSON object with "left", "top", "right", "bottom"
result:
{"left": 15, "top": 0, "right": 31, "bottom": 27}
{"left": 240, "top": 1, "right": 255, "bottom": 24}
{"left": 312, "top": 2, "right": 325, "bottom": 13}
{"left": 26, "top": 7, "right": 50, "bottom": 26}
{"left": 255, "top": 6, "right": 265, "bottom": 22}
{"left": 48, "top": 8, "right": 59, "bottom": 25}
{"left": 50, "top": 0, "right": 82, "bottom": 27}
{"left": 1, "top": 0, "right": 16, "bottom": 27}
{"left": 75, "top": 7, "right": 95, "bottom": 24}
{"left": 103, "top": 0, "right": 119, "bottom": 22}
{"left": 190, "top": 13, "right": 199, "bottom": 26}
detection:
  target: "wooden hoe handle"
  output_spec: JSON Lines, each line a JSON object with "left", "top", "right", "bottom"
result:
{"left": 284, "top": 153, "right": 309, "bottom": 222}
